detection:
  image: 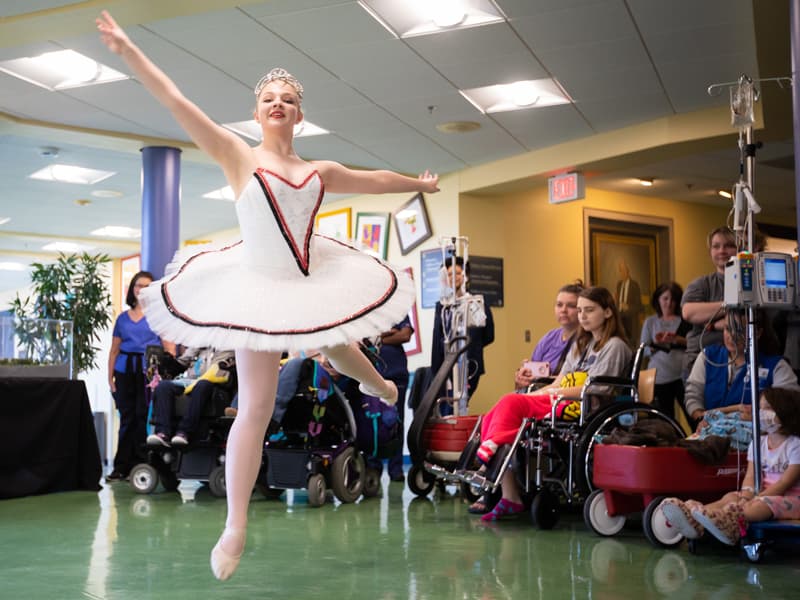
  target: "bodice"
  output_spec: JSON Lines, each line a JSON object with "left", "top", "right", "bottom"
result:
{"left": 235, "top": 168, "right": 324, "bottom": 276}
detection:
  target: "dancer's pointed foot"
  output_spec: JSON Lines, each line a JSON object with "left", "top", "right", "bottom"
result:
{"left": 210, "top": 527, "right": 245, "bottom": 581}
{"left": 359, "top": 380, "right": 398, "bottom": 406}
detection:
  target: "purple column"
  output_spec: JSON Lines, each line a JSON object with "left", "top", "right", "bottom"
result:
{"left": 792, "top": 0, "right": 800, "bottom": 252}
{"left": 140, "top": 146, "right": 181, "bottom": 279}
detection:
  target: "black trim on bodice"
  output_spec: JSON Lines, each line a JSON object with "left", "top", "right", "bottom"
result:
{"left": 253, "top": 168, "right": 324, "bottom": 277}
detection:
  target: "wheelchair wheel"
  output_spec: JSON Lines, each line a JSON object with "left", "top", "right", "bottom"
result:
{"left": 576, "top": 403, "right": 683, "bottom": 494}
{"left": 408, "top": 463, "right": 435, "bottom": 497}
{"left": 583, "top": 489, "right": 625, "bottom": 536}
{"left": 307, "top": 473, "right": 327, "bottom": 507}
{"left": 208, "top": 465, "right": 226, "bottom": 498}
{"left": 331, "top": 447, "right": 365, "bottom": 503}
{"left": 460, "top": 481, "right": 482, "bottom": 504}
{"left": 530, "top": 488, "right": 560, "bottom": 530}
{"left": 129, "top": 463, "right": 158, "bottom": 494}
{"left": 643, "top": 496, "right": 683, "bottom": 548}
{"left": 363, "top": 467, "right": 382, "bottom": 498}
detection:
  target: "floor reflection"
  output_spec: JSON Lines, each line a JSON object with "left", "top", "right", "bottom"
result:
{"left": 3, "top": 476, "right": 800, "bottom": 599}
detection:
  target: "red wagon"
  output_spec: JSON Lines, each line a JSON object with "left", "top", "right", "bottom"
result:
{"left": 584, "top": 443, "right": 746, "bottom": 547}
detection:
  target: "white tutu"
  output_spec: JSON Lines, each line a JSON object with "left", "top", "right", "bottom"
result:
{"left": 139, "top": 168, "right": 414, "bottom": 352}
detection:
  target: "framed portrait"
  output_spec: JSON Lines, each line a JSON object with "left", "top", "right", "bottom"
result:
{"left": 584, "top": 209, "right": 673, "bottom": 342}
{"left": 315, "top": 207, "right": 351, "bottom": 241}
{"left": 402, "top": 268, "right": 422, "bottom": 356}
{"left": 393, "top": 193, "right": 432, "bottom": 255}
{"left": 355, "top": 212, "right": 390, "bottom": 259}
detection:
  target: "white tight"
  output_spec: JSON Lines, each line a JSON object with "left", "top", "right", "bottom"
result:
{"left": 324, "top": 342, "right": 392, "bottom": 395}
{"left": 224, "top": 349, "right": 281, "bottom": 531}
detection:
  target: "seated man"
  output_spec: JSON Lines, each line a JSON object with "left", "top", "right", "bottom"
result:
{"left": 147, "top": 349, "right": 236, "bottom": 447}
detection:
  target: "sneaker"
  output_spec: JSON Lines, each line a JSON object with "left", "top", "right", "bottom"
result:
{"left": 171, "top": 432, "right": 189, "bottom": 446}
{"left": 660, "top": 498, "right": 703, "bottom": 539}
{"left": 105, "top": 470, "right": 127, "bottom": 482}
{"left": 691, "top": 504, "right": 744, "bottom": 546}
{"left": 146, "top": 432, "right": 171, "bottom": 447}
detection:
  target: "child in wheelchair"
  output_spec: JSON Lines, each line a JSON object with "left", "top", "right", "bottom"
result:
{"left": 471, "top": 287, "right": 632, "bottom": 521}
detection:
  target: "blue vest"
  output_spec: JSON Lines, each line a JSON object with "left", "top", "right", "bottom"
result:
{"left": 703, "top": 344, "right": 781, "bottom": 410}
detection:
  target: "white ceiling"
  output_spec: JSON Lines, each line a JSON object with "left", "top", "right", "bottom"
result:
{"left": 0, "top": 0, "right": 795, "bottom": 293}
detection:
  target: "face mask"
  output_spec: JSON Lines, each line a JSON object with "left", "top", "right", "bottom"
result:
{"left": 759, "top": 408, "right": 781, "bottom": 434}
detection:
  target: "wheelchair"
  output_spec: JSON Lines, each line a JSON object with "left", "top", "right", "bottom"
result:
{"left": 129, "top": 384, "right": 235, "bottom": 496}
{"left": 129, "top": 346, "right": 236, "bottom": 497}
{"left": 445, "top": 344, "right": 684, "bottom": 528}
{"left": 257, "top": 358, "right": 366, "bottom": 507}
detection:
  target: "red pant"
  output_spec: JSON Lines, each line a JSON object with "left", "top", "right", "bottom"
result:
{"left": 480, "top": 392, "right": 575, "bottom": 447}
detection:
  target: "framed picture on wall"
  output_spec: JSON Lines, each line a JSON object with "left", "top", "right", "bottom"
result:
{"left": 315, "top": 207, "right": 351, "bottom": 241}
{"left": 584, "top": 209, "right": 673, "bottom": 344}
{"left": 393, "top": 193, "right": 432, "bottom": 255}
{"left": 354, "top": 212, "right": 390, "bottom": 259}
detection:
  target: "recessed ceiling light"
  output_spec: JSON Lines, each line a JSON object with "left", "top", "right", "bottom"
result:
{"left": 74, "top": 199, "right": 92, "bottom": 206}
{"left": 718, "top": 189, "right": 733, "bottom": 199}
{"left": 0, "top": 262, "right": 27, "bottom": 271}
{"left": 222, "top": 119, "right": 329, "bottom": 142}
{"left": 203, "top": 186, "right": 236, "bottom": 201}
{"left": 0, "top": 49, "right": 128, "bottom": 91}
{"left": 42, "top": 241, "right": 93, "bottom": 253}
{"left": 358, "top": 0, "right": 504, "bottom": 38}
{"left": 29, "top": 164, "right": 116, "bottom": 185}
{"left": 459, "top": 79, "right": 571, "bottom": 114}
{"left": 435, "top": 121, "right": 481, "bottom": 133}
{"left": 638, "top": 178, "right": 654, "bottom": 187}
{"left": 91, "top": 226, "right": 141, "bottom": 239}
{"left": 91, "top": 189, "right": 124, "bottom": 198}
{"left": 0, "top": 217, "right": 10, "bottom": 226}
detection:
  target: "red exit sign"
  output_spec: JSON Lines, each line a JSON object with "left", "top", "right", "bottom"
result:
{"left": 548, "top": 172, "right": 585, "bottom": 204}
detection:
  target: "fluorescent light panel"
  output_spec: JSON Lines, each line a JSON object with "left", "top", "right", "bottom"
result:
{"left": 0, "top": 262, "right": 27, "bottom": 271}
{"left": 42, "top": 241, "right": 94, "bottom": 253}
{"left": 0, "top": 49, "right": 128, "bottom": 91}
{"left": 91, "top": 226, "right": 141, "bottom": 239}
{"left": 460, "top": 79, "right": 571, "bottom": 114}
{"left": 358, "top": 0, "right": 504, "bottom": 38}
{"left": 29, "top": 164, "right": 116, "bottom": 185}
{"left": 223, "top": 120, "right": 329, "bottom": 141}
{"left": 203, "top": 186, "right": 236, "bottom": 201}
{"left": 0, "top": 217, "right": 10, "bottom": 226}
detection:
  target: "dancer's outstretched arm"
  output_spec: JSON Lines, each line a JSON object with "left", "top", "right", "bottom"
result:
{"left": 313, "top": 160, "right": 440, "bottom": 195}
{"left": 96, "top": 10, "right": 251, "bottom": 189}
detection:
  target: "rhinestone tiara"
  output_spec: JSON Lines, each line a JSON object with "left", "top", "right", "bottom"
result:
{"left": 253, "top": 68, "right": 304, "bottom": 100}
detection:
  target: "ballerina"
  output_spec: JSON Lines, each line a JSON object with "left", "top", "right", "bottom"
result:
{"left": 97, "top": 10, "right": 438, "bottom": 581}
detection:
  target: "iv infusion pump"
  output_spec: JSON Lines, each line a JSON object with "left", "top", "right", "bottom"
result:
{"left": 724, "top": 252, "right": 798, "bottom": 309}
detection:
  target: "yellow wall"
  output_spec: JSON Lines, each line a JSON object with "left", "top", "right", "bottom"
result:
{"left": 460, "top": 185, "right": 729, "bottom": 414}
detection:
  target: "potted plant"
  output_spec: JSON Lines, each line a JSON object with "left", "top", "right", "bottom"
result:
{"left": 3, "top": 253, "right": 113, "bottom": 378}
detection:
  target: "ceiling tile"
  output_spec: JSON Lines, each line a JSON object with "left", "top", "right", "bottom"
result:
{"left": 491, "top": 105, "right": 594, "bottom": 150}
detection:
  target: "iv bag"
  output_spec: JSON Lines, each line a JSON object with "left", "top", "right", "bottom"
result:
{"left": 730, "top": 80, "right": 755, "bottom": 129}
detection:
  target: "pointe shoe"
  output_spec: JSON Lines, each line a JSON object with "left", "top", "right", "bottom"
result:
{"left": 210, "top": 528, "right": 245, "bottom": 581}
{"left": 359, "top": 380, "right": 398, "bottom": 406}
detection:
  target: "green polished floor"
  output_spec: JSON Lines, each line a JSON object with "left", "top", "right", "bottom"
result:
{"left": 2, "top": 474, "right": 799, "bottom": 599}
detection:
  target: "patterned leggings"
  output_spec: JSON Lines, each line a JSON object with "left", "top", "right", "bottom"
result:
{"left": 757, "top": 495, "right": 800, "bottom": 520}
